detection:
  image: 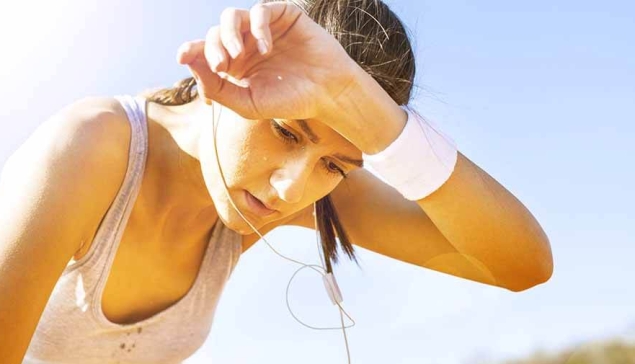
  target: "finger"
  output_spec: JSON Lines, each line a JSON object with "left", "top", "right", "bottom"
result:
{"left": 220, "top": 7, "right": 251, "bottom": 59}
{"left": 204, "top": 26, "right": 229, "bottom": 73}
{"left": 178, "top": 40, "right": 209, "bottom": 83}
{"left": 181, "top": 40, "right": 255, "bottom": 116}
{"left": 249, "top": 4, "right": 272, "bottom": 55}
{"left": 261, "top": 2, "right": 304, "bottom": 29}
{"left": 176, "top": 39, "right": 205, "bottom": 65}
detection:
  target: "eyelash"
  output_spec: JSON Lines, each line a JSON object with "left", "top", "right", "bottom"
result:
{"left": 271, "top": 121, "right": 348, "bottom": 178}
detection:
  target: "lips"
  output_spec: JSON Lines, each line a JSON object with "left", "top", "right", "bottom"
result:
{"left": 244, "top": 190, "right": 277, "bottom": 217}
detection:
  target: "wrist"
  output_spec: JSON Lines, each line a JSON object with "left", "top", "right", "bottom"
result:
{"left": 362, "top": 107, "right": 459, "bottom": 201}
{"left": 320, "top": 61, "right": 408, "bottom": 154}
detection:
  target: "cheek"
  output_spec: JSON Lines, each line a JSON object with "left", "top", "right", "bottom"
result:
{"left": 304, "top": 175, "right": 342, "bottom": 204}
{"left": 201, "top": 115, "right": 341, "bottom": 206}
{"left": 197, "top": 116, "right": 240, "bottom": 195}
{"left": 198, "top": 115, "right": 267, "bottom": 188}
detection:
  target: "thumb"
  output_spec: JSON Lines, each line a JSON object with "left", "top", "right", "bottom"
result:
{"left": 177, "top": 40, "right": 256, "bottom": 116}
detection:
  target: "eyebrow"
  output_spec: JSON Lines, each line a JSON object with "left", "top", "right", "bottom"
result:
{"left": 296, "top": 119, "right": 364, "bottom": 168}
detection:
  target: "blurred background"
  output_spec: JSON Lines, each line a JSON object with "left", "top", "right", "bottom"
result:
{"left": 1, "top": 0, "right": 633, "bottom": 363}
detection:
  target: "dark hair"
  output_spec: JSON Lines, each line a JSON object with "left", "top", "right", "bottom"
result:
{"left": 140, "top": 0, "right": 416, "bottom": 273}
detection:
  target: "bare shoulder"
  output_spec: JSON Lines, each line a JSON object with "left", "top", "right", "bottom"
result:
{"left": 4, "top": 96, "right": 134, "bottom": 246}
{"left": 0, "top": 96, "right": 135, "bottom": 361}
{"left": 9, "top": 96, "right": 132, "bottom": 161}
{"left": 42, "top": 96, "right": 131, "bottom": 150}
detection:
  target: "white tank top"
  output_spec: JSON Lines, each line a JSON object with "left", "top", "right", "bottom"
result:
{"left": 23, "top": 95, "right": 242, "bottom": 364}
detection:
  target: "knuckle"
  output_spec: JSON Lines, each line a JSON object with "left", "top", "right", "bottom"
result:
{"left": 250, "top": 3, "right": 266, "bottom": 16}
{"left": 220, "top": 7, "right": 238, "bottom": 20}
{"left": 205, "top": 26, "right": 220, "bottom": 40}
{"left": 285, "top": 3, "right": 302, "bottom": 14}
{"left": 178, "top": 41, "right": 194, "bottom": 54}
{"left": 249, "top": 5, "right": 269, "bottom": 34}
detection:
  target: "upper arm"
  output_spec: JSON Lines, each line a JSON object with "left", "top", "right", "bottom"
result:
{"left": 284, "top": 167, "right": 502, "bottom": 287}
{"left": 0, "top": 97, "right": 130, "bottom": 363}
{"left": 285, "top": 167, "right": 459, "bottom": 268}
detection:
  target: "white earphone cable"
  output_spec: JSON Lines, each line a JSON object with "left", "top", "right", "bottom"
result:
{"left": 208, "top": 99, "right": 354, "bottom": 363}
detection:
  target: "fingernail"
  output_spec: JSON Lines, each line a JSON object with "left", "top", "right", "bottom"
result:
{"left": 225, "top": 73, "right": 249, "bottom": 88}
{"left": 257, "top": 39, "right": 268, "bottom": 55}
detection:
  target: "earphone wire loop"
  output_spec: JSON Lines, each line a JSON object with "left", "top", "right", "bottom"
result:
{"left": 210, "top": 100, "right": 353, "bottom": 363}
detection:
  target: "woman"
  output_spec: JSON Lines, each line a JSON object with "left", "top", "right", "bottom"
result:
{"left": 0, "top": 0, "right": 553, "bottom": 363}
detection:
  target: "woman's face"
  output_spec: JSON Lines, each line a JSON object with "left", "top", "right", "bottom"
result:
{"left": 198, "top": 103, "right": 363, "bottom": 235}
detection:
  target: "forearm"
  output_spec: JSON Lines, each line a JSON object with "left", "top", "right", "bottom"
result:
{"left": 320, "top": 61, "right": 408, "bottom": 155}
{"left": 328, "top": 64, "right": 553, "bottom": 291}
{"left": 416, "top": 152, "right": 554, "bottom": 291}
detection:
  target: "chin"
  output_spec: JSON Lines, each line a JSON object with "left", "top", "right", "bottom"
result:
{"left": 211, "top": 188, "right": 268, "bottom": 236}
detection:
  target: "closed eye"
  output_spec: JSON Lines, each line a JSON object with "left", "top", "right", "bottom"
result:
{"left": 270, "top": 120, "right": 348, "bottom": 178}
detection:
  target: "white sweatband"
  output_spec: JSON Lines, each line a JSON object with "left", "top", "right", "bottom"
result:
{"left": 362, "top": 106, "right": 458, "bottom": 201}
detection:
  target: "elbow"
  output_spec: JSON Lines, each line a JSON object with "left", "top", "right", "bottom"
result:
{"left": 506, "top": 268, "right": 553, "bottom": 292}
{"left": 506, "top": 251, "right": 554, "bottom": 292}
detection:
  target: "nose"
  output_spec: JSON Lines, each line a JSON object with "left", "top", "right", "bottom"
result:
{"left": 270, "top": 156, "right": 313, "bottom": 204}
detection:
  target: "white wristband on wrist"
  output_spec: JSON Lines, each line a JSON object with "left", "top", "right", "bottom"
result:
{"left": 362, "top": 106, "right": 458, "bottom": 201}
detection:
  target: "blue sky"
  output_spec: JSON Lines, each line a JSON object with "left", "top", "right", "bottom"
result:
{"left": 1, "top": 0, "right": 633, "bottom": 363}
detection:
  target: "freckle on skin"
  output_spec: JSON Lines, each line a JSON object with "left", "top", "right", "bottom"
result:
{"left": 132, "top": 343, "right": 136, "bottom": 348}
{"left": 138, "top": 327, "right": 142, "bottom": 334}
{"left": 120, "top": 343, "right": 125, "bottom": 349}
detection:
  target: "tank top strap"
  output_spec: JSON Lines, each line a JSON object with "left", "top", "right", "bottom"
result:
{"left": 63, "top": 95, "right": 148, "bottom": 274}
{"left": 90, "top": 94, "right": 149, "bottom": 273}
{"left": 90, "top": 94, "right": 148, "bottom": 259}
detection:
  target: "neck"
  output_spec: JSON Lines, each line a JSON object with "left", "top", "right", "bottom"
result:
{"left": 139, "top": 96, "right": 218, "bottom": 229}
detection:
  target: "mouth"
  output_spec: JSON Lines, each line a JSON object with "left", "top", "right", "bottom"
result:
{"left": 243, "top": 190, "right": 277, "bottom": 217}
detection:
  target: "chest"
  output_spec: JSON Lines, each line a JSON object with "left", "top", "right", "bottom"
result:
{"left": 74, "top": 211, "right": 216, "bottom": 325}
{"left": 102, "top": 234, "right": 209, "bottom": 324}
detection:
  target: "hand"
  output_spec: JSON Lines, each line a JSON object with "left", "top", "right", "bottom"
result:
{"left": 177, "top": 2, "right": 358, "bottom": 122}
